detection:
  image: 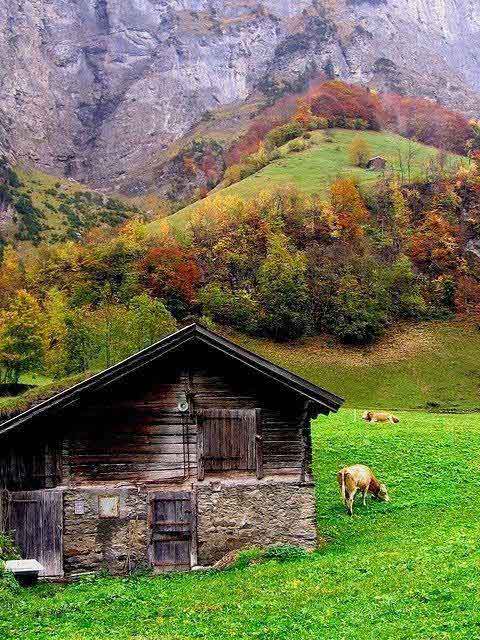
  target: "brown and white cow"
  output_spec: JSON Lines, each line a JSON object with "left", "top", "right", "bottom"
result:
{"left": 362, "top": 411, "right": 399, "bottom": 424}
{"left": 337, "top": 464, "right": 390, "bottom": 515}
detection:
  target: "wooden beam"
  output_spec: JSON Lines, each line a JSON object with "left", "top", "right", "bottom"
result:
{"left": 255, "top": 408, "right": 264, "bottom": 480}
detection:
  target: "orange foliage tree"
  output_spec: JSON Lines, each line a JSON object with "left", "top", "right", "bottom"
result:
{"left": 410, "top": 212, "right": 460, "bottom": 276}
{"left": 329, "top": 178, "right": 370, "bottom": 241}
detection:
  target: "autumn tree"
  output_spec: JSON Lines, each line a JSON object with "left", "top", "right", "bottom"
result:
{"left": 349, "top": 135, "right": 372, "bottom": 168}
{"left": 0, "top": 290, "right": 44, "bottom": 384}
{"left": 257, "top": 233, "right": 310, "bottom": 340}
{"left": 199, "top": 284, "right": 261, "bottom": 334}
{"left": 43, "top": 288, "right": 69, "bottom": 377}
{"left": 410, "top": 212, "right": 459, "bottom": 276}
{"left": 294, "top": 99, "right": 314, "bottom": 128}
{"left": 128, "top": 294, "right": 177, "bottom": 350}
{"left": 0, "top": 245, "right": 24, "bottom": 307}
{"left": 137, "top": 240, "right": 201, "bottom": 317}
{"left": 330, "top": 178, "right": 370, "bottom": 241}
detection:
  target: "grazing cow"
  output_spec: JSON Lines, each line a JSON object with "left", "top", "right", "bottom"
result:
{"left": 337, "top": 464, "right": 390, "bottom": 515}
{"left": 362, "top": 411, "right": 399, "bottom": 424}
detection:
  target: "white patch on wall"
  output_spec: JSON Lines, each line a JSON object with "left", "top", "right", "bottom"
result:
{"left": 74, "top": 499, "right": 85, "bottom": 515}
{"left": 98, "top": 496, "right": 119, "bottom": 518}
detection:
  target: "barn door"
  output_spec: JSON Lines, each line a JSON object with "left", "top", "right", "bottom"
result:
{"left": 7, "top": 490, "right": 63, "bottom": 577}
{"left": 197, "top": 409, "right": 262, "bottom": 479}
{"left": 149, "top": 492, "right": 193, "bottom": 572}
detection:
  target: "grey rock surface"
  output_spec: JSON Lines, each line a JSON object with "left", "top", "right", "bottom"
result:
{"left": 196, "top": 478, "right": 317, "bottom": 565}
{"left": 0, "top": 0, "right": 479, "bottom": 194}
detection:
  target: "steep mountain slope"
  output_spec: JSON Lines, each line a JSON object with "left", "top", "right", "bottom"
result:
{"left": 0, "top": 159, "right": 142, "bottom": 245}
{"left": 0, "top": 0, "right": 479, "bottom": 197}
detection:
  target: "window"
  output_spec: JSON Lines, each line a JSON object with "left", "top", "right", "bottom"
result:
{"left": 98, "top": 496, "right": 119, "bottom": 518}
{"left": 197, "top": 408, "right": 262, "bottom": 479}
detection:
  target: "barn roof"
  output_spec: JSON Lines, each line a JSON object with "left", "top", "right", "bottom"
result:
{"left": 0, "top": 324, "right": 344, "bottom": 436}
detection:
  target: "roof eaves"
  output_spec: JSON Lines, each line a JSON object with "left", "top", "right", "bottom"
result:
{"left": 194, "top": 325, "right": 344, "bottom": 412}
{"left": 0, "top": 324, "right": 198, "bottom": 435}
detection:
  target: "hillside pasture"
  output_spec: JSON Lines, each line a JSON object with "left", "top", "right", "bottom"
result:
{"left": 229, "top": 320, "right": 480, "bottom": 413}
{"left": 161, "top": 129, "right": 466, "bottom": 232}
{"left": 2, "top": 410, "right": 480, "bottom": 639}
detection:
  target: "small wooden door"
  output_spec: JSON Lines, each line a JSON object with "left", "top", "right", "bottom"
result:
{"left": 149, "top": 492, "right": 193, "bottom": 572}
{"left": 7, "top": 490, "right": 63, "bottom": 577}
{"left": 197, "top": 408, "right": 263, "bottom": 479}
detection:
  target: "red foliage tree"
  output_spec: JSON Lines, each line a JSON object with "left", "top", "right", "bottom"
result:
{"left": 137, "top": 241, "right": 202, "bottom": 314}
{"left": 382, "top": 94, "right": 472, "bottom": 154}
{"left": 454, "top": 275, "right": 480, "bottom": 315}
{"left": 309, "top": 81, "right": 384, "bottom": 129}
{"left": 410, "top": 212, "right": 460, "bottom": 276}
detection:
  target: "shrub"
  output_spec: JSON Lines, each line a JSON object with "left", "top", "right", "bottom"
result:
{"left": 222, "top": 545, "right": 308, "bottom": 571}
{"left": 267, "top": 147, "right": 282, "bottom": 162}
{"left": 263, "top": 544, "right": 309, "bottom": 562}
{"left": 265, "top": 121, "right": 305, "bottom": 149}
{"left": 287, "top": 138, "right": 308, "bottom": 153}
{"left": 309, "top": 116, "right": 328, "bottom": 130}
{"left": 245, "top": 144, "right": 270, "bottom": 172}
{"left": 0, "top": 532, "right": 20, "bottom": 562}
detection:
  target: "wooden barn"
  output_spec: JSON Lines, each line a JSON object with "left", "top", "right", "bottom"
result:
{"left": 0, "top": 324, "right": 343, "bottom": 577}
{"left": 366, "top": 156, "right": 387, "bottom": 171}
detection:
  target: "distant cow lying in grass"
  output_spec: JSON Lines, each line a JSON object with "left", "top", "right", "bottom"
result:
{"left": 363, "top": 411, "right": 399, "bottom": 424}
{"left": 337, "top": 464, "right": 390, "bottom": 515}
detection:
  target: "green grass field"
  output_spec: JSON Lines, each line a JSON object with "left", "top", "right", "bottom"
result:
{"left": 160, "top": 129, "right": 466, "bottom": 232}
{"left": 3, "top": 409, "right": 480, "bottom": 640}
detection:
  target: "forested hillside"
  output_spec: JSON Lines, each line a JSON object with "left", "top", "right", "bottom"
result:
{"left": 0, "top": 80, "right": 479, "bottom": 396}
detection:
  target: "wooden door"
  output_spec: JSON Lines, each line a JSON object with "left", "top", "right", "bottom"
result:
{"left": 7, "top": 490, "right": 63, "bottom": 577}
{"left": 197, "top": 409, "right": 262, "bottom": 479}
{"left": 149, "top": 492, "right": 193, "bottom": 572}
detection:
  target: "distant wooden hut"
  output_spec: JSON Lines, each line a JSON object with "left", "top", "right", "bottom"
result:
{"left": 366, "top": 156, "right": 387, "bottom": 171}
{"left": 0, "top": 324, "right": 343, "bottom": 577}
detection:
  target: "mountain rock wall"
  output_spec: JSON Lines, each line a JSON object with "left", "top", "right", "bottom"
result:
{"left": 0, "top": 0, "right": 478, "bottom": 194}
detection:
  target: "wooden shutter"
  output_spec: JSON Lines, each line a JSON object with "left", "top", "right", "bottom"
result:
{"left": 7, "top": 490, "right": 63, "bottom": 577}
{"left": 197, "top": 409, "right": 262, "bottom": 478}
{"left": 149, "top": 492, "right": 193, "bottom": 572}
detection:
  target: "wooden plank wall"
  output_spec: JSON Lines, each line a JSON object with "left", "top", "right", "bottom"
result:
{"left": 65, "top": 381, "right": 198, "bottom": 483}
{"left": 1, "top": 345, "right": 310, "bottom": 487}
{"left": 0, "top": 432, "right": 61, "bottom": 491}
{"left": 192, "top": 371, "right": 305, "bottom": 475}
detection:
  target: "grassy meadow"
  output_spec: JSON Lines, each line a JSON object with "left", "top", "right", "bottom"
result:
{"left": 161, "top": 129, "right": 466, "bottom": 232}
{"left": 230, "top": 320, "right": 480, "bottom": 413}
{"left": 2, "top": 409, "right": 480, "bottom": 639}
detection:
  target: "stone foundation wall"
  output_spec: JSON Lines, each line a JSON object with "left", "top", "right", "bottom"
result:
{"left": 196, "top": 479, "right": 318, "bottom": 566}
{"left": 63, "top": 488, "right": 149, "bottom": 575}
{"left": 62, "top": 479, "right": 318, "bottom": 575}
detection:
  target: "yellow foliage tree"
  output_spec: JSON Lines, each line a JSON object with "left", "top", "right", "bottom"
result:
{"left": 349, "top": 135, "right": 372, "bottom": 168}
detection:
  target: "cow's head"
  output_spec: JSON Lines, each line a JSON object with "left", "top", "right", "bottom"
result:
{"left": 362, "top": 411, "right": 372, "bottom": 422}
{"left": 377, "top": 484, "right": 390, "bottom": 502}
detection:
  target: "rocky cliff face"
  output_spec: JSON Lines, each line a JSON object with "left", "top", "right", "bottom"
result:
{"left": 0, "top": 0, "right": 479, "bottom": 196}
